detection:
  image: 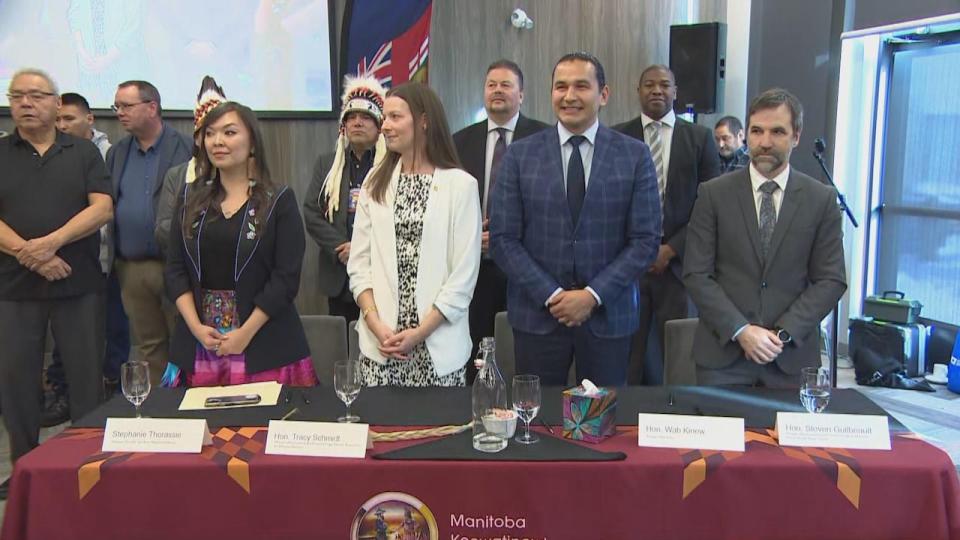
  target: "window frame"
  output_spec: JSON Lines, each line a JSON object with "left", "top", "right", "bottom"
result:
{"left": 870, "top": 31, "right": 960, "bottom": 325}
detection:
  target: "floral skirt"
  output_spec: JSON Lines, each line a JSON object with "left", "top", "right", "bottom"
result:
{"left": 169, "top": 289, "right": 316, "bottom": 388}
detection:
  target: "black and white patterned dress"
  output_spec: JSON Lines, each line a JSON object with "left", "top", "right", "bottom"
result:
{"left": 360, "top": 173, "right": 466, "bottom": 387}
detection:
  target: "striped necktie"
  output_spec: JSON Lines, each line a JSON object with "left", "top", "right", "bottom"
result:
{"left": 645, "top": 121, "right": 665, "bottom": 204}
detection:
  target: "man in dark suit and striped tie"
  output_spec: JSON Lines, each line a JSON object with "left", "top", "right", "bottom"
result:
{"left": 490, "top": 52, "right": 661, "bottom": 386}
{"left": 614, "top": 65, "right": 721, "bottom": 385}
{"left": 453, "top": 60, "right": 548, "bottom": 380}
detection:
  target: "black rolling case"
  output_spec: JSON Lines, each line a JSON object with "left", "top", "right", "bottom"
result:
{"left": 848, "top": 317, "right": 928, "bottom": 377}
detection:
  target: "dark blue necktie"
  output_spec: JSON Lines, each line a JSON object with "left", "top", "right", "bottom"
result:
{"left": 567, "top": 135, "right": 587, "bottom": 226}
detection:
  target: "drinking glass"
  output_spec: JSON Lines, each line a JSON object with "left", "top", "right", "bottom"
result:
{"left": 334, "top": 361, "right": 362, "bottom": 423}
{"left": 121, "top": 361, "right": 151, "bottom": 418}
{"left": 512, "top": 374, "right": 541, "bottom": 444}
{"left": 800, "top": 366, "right": 831, "bottom": 414}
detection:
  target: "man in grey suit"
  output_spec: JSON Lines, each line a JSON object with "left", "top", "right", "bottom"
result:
{"left": 303, "top": 76, "right": 386, "bottom": 321}
{"left": 683, "top": 88, "right": 846, "bottom": 387}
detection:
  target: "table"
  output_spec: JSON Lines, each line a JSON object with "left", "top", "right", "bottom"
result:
{"left": 3, "top": 387, "right": 958, "bottom": 540}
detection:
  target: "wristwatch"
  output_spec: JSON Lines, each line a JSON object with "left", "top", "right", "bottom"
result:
{"left": 776, "top": 328, "right": 793, "bottom": 344}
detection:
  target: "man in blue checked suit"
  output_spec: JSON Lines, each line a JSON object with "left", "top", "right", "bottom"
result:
{"left": 490, "top": 52, "right": 662, "bottom": 386}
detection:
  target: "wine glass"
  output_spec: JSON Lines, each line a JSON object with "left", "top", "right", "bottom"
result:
{"left": 334, "top": 361, "right": 361, "bottom": 423}
{"left": 512, "top": 374, "right": 541, "bottom": 444}
{"left": 800, "top": 366, "right": 831, "bottom": 414}
{"left": 121, "top": 361, "right": 151, "bottom": 418}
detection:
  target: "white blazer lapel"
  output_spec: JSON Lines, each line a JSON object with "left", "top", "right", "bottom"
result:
{"left": 375, "top": 162, "right": 401, "bottom": 307}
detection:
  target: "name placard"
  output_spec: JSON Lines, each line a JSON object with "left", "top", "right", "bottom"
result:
{"left": 103, "top": 418, "right": 212, "bottom": 453}
{"left": 638, "top": 413, "right": 745, "bottom": 452}
{"left": 776, "top": 413, "right": 891, "bottom": 450}
{"left": 265, "top": 420, "right": 369, "bottom": 458}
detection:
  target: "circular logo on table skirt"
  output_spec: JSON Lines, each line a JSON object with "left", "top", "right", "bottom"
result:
{"left": 351, "top": 492, "right": 439, "bottom": 540}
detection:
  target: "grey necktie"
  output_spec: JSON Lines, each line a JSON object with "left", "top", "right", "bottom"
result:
{"left": 645, "top": 121, "right": 665, "bottom": 204}
{"left": 758, "top": 180, "right": 779, "bottom": 258}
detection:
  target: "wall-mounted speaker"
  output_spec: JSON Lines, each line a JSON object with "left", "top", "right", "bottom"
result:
{"left": 669, "top": 22, "right": 727, "bottom": 114}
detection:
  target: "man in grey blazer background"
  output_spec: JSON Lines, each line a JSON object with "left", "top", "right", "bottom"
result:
{"left": 303, "top": 76, "right": 386, "bottom": 322}
{"left": 683, "top": 88, "right": 846, "bottom": 387}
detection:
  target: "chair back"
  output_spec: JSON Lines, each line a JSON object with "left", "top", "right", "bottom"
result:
{"left": 300, "top": 315, "right": 348, "bottom": 385}
{"left": 348, "top": 320, "right": 359, "bottom": 361}
{"left": 494, "top": 311, "right": 576, "bottom": 385}
{"left": 494, "top": 311, "right": 516, "bottom": 380}
{"left": 664, "top": 318, "right": 698, "bottom": 385}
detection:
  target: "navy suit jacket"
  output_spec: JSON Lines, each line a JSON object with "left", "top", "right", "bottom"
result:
{"left": 489, "top": 124, "right": 662, "bottom": 338}
{"left": 165, "top": 185, "right": 310, "bottom": 374}
{"left": 105, "top": 122, "right": 193, "bottom": 217}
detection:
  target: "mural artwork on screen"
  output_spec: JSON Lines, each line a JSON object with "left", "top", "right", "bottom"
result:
{"left": 0, "top": 0, "right": 335, "bottom": 112}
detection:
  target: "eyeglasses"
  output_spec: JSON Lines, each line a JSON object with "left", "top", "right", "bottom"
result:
{"left": 111, "top": 101, "right": 153, "bottom": 113}
{"left": 6, "top": 91, "right": 57, "bottom": 103}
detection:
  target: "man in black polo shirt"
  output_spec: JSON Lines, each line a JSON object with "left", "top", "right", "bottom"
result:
{"left": 0, "top": 68, "right": 113, "bottom": 498}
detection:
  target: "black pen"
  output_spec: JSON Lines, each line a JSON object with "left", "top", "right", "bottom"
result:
{"left": 283, "top": 390, "right": 292, "bottom": 404}
{"left": 668, "top": 393, "right": 674, "bottom": 406}
{"left": 540, "top": 418, "right": 556, "bottom": 435}
{"left": 300, "top": 390, "right": 311, "bottom": 405}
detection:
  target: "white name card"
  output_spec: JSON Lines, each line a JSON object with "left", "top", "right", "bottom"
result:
{"left": 265, "top": 420, "right": 369, "bottom": 458}
{"left": 776, "top": 413, "right": 891, "bottom": 450}
{"left": 103, "top": 418, "right": 212, "bottom": 453}
{"left": 638, "top": 413, "right": 745, "bottom": 452}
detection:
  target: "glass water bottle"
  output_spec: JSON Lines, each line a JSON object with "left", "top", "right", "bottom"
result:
{"left": 472, "top": 337, "right": 508, "bottom": 452}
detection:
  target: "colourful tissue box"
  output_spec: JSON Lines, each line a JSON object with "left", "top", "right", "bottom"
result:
{"left": 562, "top": 386, "right": 617, "bottom": 443}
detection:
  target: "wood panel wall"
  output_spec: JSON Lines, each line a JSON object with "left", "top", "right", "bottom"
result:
{"left": 1, "top": 0, "right": 725, "bottom": 315}
{"left": 431, "top": 0, "right": 727, "bottom": 132}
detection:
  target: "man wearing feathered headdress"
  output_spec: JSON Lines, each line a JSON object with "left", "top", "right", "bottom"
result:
{"left": 304, "top": 75, "right": 386, "bottom": 322}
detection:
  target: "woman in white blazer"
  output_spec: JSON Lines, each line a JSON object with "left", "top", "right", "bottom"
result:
{"left": 347, "top": 82, "right": 481, "bottom": 386}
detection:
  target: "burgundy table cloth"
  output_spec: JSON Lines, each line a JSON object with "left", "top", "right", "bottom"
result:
{"left": 3, "top": 425, "right": 958, "bottom": 540}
